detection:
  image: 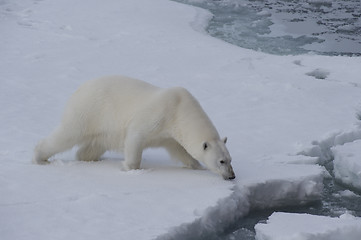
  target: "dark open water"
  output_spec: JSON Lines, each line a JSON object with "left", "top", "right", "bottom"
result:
{"left": 176, "top": 0, "right": 361, "bottom": 56}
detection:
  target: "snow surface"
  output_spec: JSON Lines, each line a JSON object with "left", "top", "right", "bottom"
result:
{"left": 1, "top": 0, "right": 361, "bottom": 239}
{"left": 333, "top": 140, "right": 361, "bottom": 191}
{"left": 255, "top": 212, "right": 361, "bottom": 240}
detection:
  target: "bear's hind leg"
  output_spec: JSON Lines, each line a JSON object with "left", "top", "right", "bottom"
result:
{"left": 77, "top": 141, "right": 106, "bottom": 162}
{"left": 33, "top": 127, "right": 79, "bottom": 164}
{"left": 164, "top": 139, "right": 203, "bottom": 170}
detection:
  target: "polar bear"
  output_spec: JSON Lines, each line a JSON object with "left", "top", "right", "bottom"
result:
{"left": 33, "top": 76, "right": 235, "bottom": 180}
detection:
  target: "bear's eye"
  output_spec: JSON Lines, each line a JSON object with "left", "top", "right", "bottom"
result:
{"left": 220, "top": 160, "right": 225, "bottom": 164}
{"left": 203, "top": 142, "right": 208, "bottom": 150}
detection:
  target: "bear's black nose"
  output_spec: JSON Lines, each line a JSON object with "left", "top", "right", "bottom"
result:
{"left": 228, "top": 175, "right": 235, "bottom": 180}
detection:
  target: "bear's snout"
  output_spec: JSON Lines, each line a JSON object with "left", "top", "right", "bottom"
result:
{"left": 222, "top": 167, "right": 235, "bottom": 180}
{"left": 224, "top": 173, "right": 235, "bottom": 180}
{"left": 228, "top": 174, "right": 235, "bottom": 180}
{"left": 224, "top": 165, "right": 235, "bottom": 180}
{"left": 222, "top": 175, "right": 235, "bottom": 180}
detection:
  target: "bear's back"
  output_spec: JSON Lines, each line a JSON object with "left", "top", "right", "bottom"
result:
{"left": 70, "top": 75, "right": 159, "bottom": 107}
{"left": 83, "top": 75, "right": 158, "bottom": 97}
{"left": 62, "top": 76, "right": 161, "bottom": 130}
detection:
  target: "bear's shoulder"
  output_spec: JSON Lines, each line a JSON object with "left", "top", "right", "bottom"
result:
{"left": 164, "top": 86, "right": 194, "bottom": 101}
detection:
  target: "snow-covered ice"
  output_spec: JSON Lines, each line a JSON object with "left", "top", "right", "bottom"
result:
{"left": 0, "top": 158, "right": 233, "bottom": 240}
{"left": 333, "top": 140, "right": 361, "bottom": 191}
{"left": 255, "top": 212, "right": 361, "bottom": 240}
{"left": 1, "top": 0, "right": 361, "bottom": 239}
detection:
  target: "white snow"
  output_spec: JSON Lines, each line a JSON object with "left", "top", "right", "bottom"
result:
{"left": 1, "top": 0, "right": 361, "bottom": 239}
{"left": 332, "top": 140, "right": 361, "bottom": 191}
{"left": 255, "top": 212, "right": 361, "bottom": 240}
{"left": 306, "top": 68, "right": 330, "bottom": 80}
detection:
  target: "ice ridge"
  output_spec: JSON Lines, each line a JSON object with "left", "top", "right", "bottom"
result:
{"left": 156, "top": 171, "right": 323, "bottom": 240}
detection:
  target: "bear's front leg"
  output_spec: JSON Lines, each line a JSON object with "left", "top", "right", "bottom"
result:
{"left": 164, "top": 139, "right": 204, "bottom": 170}
{"left": 186, "top": 158, "right": 204, "bottom": 170}
{"left": 121, "top": 134, "right": 143, "bottom": 171}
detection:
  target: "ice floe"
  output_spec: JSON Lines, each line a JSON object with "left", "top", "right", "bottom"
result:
{"left": 333, "top": 140, "right": 361, "bottom": 191}
{"left": 255, "top": 212, "right": 361, "bottom": 240}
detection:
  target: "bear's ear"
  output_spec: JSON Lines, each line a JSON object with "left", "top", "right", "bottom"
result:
{"left": 222, "top": 137, "right": 228, "bottom": 144}
{"left": 203, "top": 142, "right": 209, "bottom": 151}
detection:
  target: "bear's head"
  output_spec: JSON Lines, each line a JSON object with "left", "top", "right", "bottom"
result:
{"left": 200, "top": 137, "right": 235, "bottom": 180}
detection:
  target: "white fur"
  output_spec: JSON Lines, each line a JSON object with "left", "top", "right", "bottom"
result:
{"left": 33, "top": 76, "right": 235, "bottom": 180}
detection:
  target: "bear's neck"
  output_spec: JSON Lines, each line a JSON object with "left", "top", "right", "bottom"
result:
{"left": 170, "top": 93, "right": 219, "bottom": 159}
